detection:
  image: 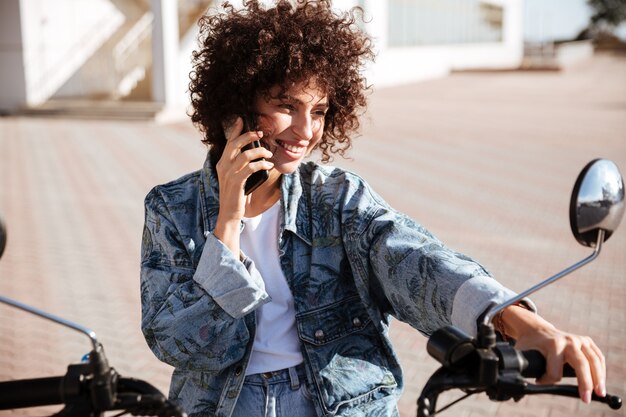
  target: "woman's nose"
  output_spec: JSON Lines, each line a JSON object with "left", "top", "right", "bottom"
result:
{"left": 291, "top": 113, "right": 313, "bottom": 141}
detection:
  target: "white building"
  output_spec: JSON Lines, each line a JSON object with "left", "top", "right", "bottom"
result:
{"left": 0, "top": 0, "right": 523, "bottom": 117}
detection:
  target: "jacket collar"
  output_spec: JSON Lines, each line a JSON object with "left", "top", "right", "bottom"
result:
{"left": 200, "top": 155, "right": 312, "bottom": 245}
{"left": 200, "top": 155, "right": 221, "bottom": 236}
{"left": 281, "top": 167, "right": 312, "bottom": 246}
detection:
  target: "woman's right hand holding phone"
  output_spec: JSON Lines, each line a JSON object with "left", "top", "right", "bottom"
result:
{"left": 213, "top": 117, "right": 273, "bottom": 256}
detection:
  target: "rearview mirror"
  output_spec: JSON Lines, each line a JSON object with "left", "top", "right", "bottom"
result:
{"left": 570, "top": 159, "right": 625, "bottom": 247}
{"left": 0, "top": 216, "right": 6, "bottom": 260}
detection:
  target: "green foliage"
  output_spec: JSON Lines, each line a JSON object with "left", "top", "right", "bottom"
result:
{"left": 588, "top": 0, "right": 626, "bottom": 27}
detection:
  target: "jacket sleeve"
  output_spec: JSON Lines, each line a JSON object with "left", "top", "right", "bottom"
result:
{"left": 344, "top": 183, "right": 522, "bottom": 337}
{"left": 140, "top": 187, "right": 269, "bottom": 371}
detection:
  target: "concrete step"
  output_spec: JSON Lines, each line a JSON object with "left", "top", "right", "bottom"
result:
{"left": 18, "top": 99, "right": 164, "bottom": 121}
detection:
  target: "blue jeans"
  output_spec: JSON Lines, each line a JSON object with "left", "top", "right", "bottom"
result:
{"left": 231, "top": 364, "right": 317, "bottom": 417}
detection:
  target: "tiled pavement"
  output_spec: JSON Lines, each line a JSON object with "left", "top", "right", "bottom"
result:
{"left": 0, "top": 53, "right": 625, "bottom": 417}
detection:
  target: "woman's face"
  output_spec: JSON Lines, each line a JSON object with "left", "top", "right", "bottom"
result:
{"left": 253, "top": 82, "right": 328, "bottom": 174}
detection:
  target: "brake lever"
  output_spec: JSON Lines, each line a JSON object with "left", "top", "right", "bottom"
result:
{"left": 486, "top": 375, "right": 623, "bottom": 411}
{"left": 523, "top": 384, "right": 622, "bottom": 410}
{"left": 114, "top": 377, "right": 187, "bottom": 417}
{"left": 417, "top": 367, "right": 485, "bottom": 417}
{"left": 115, "top": 393, "right": 185, "bottom": 417}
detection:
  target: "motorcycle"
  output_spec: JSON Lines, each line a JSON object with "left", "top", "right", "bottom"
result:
{"left": 417, "top": 158, "right": 624, "bottom": 416}
{"left": 0, "top": 223, "right": 184, "bottom": 416}
{"left": 0, "top": 159, "right": 623, "bottom": 417}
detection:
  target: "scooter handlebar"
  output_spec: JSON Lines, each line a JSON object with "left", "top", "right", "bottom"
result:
{"left": 520, "top": 350, "right": 577, "bottom": 379}
{"left": 0, "top": 376, "right": 67, "bottom": 409}
{"left": 0, "top": 374, "right": 186, "bottom": 416}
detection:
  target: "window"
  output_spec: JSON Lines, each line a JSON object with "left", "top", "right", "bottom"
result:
{"left": 388, "top": 0, "right": 504, "bottom": 46}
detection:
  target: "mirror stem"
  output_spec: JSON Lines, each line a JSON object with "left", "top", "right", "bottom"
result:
{"left": 483, "top": 229, "right": 605, "bottom": 326}
{"left": 0, "top": 295, "right": 99, "bottom": 350}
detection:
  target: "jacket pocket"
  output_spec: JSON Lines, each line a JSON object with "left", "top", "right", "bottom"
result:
{"left": 297, "top": 296, "right": 398, "bottom": 415}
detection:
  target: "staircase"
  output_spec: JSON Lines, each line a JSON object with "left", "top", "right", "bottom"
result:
{"left": 21, "top": 0, "right": 213, "bottom": 120}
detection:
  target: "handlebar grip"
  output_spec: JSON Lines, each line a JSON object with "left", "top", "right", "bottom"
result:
{"left": 521, "top": 350, "right": 576, "bottom": 379}
{"left": 0, "top": 377, "right": 64, "bottom": 409}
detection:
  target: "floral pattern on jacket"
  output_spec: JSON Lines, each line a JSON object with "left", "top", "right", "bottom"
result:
{"left": 140, "top": 157, "right": 518, "bottom": 417}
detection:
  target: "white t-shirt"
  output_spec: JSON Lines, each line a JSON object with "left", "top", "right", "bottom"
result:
{"left": 240, "top": 202, "right": 303, "bottom": 375}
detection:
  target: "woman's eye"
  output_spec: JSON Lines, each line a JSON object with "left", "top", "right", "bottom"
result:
{"left": 279, "top": 103, "right": 296, "bottom": 111}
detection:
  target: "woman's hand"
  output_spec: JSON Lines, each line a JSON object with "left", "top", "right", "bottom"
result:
{"left": 500, "top": 305, "right": 606, "bottom": 404}
{"left": 213, "top": 117, "right": 273, "bottom": 256}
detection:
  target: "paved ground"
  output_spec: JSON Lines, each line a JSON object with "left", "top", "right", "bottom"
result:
{"left": 0, "top": 53, "right": 625, "bottom": 417}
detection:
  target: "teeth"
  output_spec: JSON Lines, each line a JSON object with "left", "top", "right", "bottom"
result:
{"left": 279, "top": 141, "right": 305, "bottom": 153}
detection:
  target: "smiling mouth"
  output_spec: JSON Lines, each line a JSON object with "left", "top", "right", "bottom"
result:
{"left": 276, "top": 140, "right": 306, "bottom": 154}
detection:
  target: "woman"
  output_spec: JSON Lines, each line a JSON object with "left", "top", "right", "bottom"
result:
{"left": 140, "top": 1, "right": 606, "bottom": 416}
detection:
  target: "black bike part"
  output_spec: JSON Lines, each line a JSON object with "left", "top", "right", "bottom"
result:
{"left": 524, "top": 384, "right": 622, "bottom": 410}
{"left": 416, "top": 367, "right": 485, "bottom": 417}
{"left": 85, "top": 345, "right": 117, "bottom": 412}
{"left": 426, "top": 326, "right": 476, "bottom": 370}
{"left": 114, "top": 377, "right": 186, "bottom": 417}
{"left": 115, "top": 393, "right": 184, "bottom": 417}
{"left": 117, "top": 377, "right": 164, "bottom": 396}
{"left": 521, "top": 350, "right": 576, "bottom": 379}
{"left": 0, "top": 376, "right": 66, "bottom": 409}
{"left": 0, "top": 356, "right": 113, "bottom": 414}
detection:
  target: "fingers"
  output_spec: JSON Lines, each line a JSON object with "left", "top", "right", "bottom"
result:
{"left": 537, "top": 348, "right": 564, "bottom": 385}
{"left": 241, "top": 158, "right": 275, "bottom": 177}
{"left": 223, "top": 117, "right": 269, "bottom": 159}
{"left": 583, "top": 338, "right": 606, "bottom": 397}
{"left": 566, "top": 336, "right": 606, "bottom": 403}
{"left": 568, "top": 341, "right": 594, "bottom": 403}
{"left": 219, "top": 117, "right": 272, "bottom": 177}
{"left": 216, "top": 116, "right": 273, "bottom": 191}
{"left": 536, "top": 334, "right": 606, "bottom": 404}
{"left": 230, "top": 144, "right": 273, "bottom": 174}
{"left": 216, "top": 149, "right": 273, "bottom": 185}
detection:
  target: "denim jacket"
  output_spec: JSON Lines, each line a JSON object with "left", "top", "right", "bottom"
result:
{"left": 140, "top": 157, "right": 520, "bottom": 417}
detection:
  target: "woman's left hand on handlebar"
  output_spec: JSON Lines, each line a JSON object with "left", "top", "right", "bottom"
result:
{"left": 498, "top": 305, "right": 606, "bottom": 404}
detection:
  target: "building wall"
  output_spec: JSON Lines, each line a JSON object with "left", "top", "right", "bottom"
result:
{"left": 363, "top": 0, "right": 524, "bottom": 87}
{"left": 0, "top": 1, "right": 28, "bottom": 112}
{"left": 0, "top": 0, "right": 524, "bottom": 113}
{"left": 25, "top": 0, "right": 123, "bottom": 102}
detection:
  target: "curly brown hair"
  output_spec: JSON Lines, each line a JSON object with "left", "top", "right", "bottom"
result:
{"left": 189, "top": 0, "right": 374, "bottom": 164}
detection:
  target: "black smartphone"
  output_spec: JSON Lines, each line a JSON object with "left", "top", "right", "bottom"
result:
{"left": 240, "top": 114, "right": 269, "bottom": 195}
